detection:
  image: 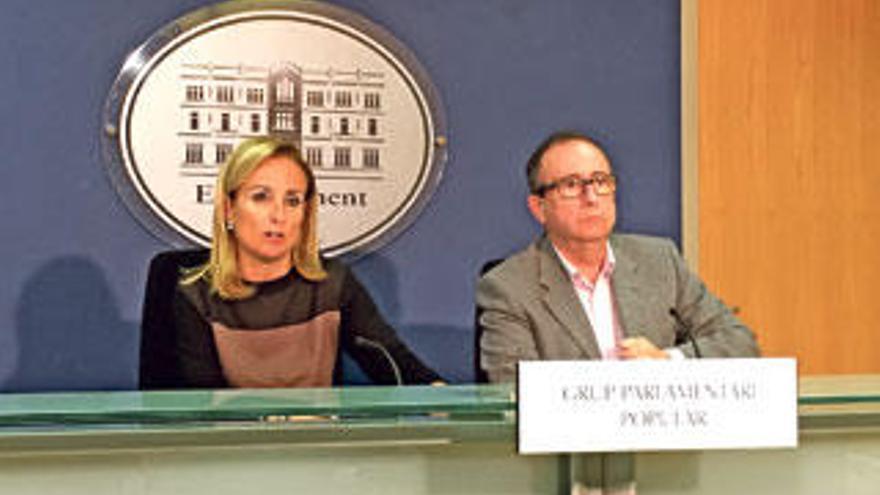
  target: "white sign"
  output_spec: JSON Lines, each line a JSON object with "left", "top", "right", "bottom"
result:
{"left": 518, "top": 358, "right": 798, "bottom": 454}
{"left": 103, "top": 1, "right": 446, "bottom": 257}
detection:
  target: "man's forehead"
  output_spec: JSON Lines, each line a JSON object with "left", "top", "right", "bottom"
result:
{"left": 540, "top": 139, "right": 611, "bottom": 175}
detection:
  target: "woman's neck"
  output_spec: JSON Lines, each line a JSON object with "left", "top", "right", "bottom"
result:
{"left": 238, "top": 257, "right": 292, "bottom": 283}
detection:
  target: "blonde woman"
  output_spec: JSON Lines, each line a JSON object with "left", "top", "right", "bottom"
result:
{"left": 165, "top": 137, "right": 441, "bottom": 388}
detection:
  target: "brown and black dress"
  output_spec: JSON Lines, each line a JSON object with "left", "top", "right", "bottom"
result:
{"left": 171, "top": 259, "right": 441, "bottom": 388}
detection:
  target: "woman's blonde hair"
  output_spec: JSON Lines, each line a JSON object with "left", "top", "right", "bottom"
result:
{"left": 183, "top": 137, "right": 326, "bottom": 299}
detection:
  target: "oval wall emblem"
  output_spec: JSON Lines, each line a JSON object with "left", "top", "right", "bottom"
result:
{"left": 103, "top": 0, "right": 447, "bottom": 257}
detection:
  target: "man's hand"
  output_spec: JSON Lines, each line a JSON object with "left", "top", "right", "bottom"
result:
{"left": 617, "top": 337, "right": 669, "bottom": 360}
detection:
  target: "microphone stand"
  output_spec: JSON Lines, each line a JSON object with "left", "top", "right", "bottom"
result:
{"left": 669, "top": 308, "right": 702, "bottom": 358}
{"left": 354, "top": 336, "right": 403, "bottom": 385}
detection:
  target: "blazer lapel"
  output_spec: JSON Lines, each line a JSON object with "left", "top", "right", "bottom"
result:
{"left": 609, "top": 236, "right": 641, "bottom": 339}
{"left": 535, "top": 238, "right": 602, "bottom": 358}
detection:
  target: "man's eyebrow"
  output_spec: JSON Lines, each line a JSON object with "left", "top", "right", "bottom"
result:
{"left": 548, "top": 173, "right": 582, "bottom": 181}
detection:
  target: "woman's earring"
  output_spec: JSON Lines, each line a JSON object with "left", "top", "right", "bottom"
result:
{"left": 225, "top": 219, "right": 235, "bottom": 231}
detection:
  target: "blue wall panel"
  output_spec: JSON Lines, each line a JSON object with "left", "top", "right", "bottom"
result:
{"left": 0, "top": 0, "right": 680, "bottom": 389}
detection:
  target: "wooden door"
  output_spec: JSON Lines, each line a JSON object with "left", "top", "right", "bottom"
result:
{"left": 697, "top": 0, "right": 880, "bottom": 374}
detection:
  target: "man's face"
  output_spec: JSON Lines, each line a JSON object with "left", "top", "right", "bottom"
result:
{"left": 527, "top": 139, "right": 616, "bottom": 245}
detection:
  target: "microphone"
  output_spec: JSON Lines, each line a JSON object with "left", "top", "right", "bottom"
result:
{"left": 669, "top": 308, "right": 702, "bottom": 358}
{"left": 354, "top": 336, "right": 403, "bottom": 386}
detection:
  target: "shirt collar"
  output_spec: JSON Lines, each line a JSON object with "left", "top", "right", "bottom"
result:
{"left": 553, "top": 241, "right": 616, "bottom": 284}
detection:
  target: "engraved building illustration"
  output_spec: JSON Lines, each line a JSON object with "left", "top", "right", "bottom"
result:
{"left": 178, "top": 62, "right": 386, "bottom": 180}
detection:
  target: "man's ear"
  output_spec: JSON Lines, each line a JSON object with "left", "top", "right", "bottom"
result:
{"left": 527, "top": 194, "right": 545, "bottom": 225}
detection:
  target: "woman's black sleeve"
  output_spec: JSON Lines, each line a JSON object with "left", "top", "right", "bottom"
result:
{"left": 338, "top": 269, "right": 443, "bottom": 385}
{"left": 170, "top": 291, "right": 229, "bottom": 388}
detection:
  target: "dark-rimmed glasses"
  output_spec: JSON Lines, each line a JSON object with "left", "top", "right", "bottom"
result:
{"left": 535, "top": 172, "right": 617, "bottom": 198}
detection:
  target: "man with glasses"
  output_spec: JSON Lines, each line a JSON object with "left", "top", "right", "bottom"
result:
{"left": 476, "top": 131, "right": 760, "bottom": 384}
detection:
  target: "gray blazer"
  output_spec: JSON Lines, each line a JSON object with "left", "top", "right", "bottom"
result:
{"left": 476, "top": 234, "right": 760, "bottom": 383}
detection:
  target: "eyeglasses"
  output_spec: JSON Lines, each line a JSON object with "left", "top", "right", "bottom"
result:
{"left": 536, "top": 172, "right": 617, "bottom": 198}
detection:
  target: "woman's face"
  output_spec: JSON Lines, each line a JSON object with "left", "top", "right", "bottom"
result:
{"left": 226, "top": 155, "right": 309, "bottom": 280}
